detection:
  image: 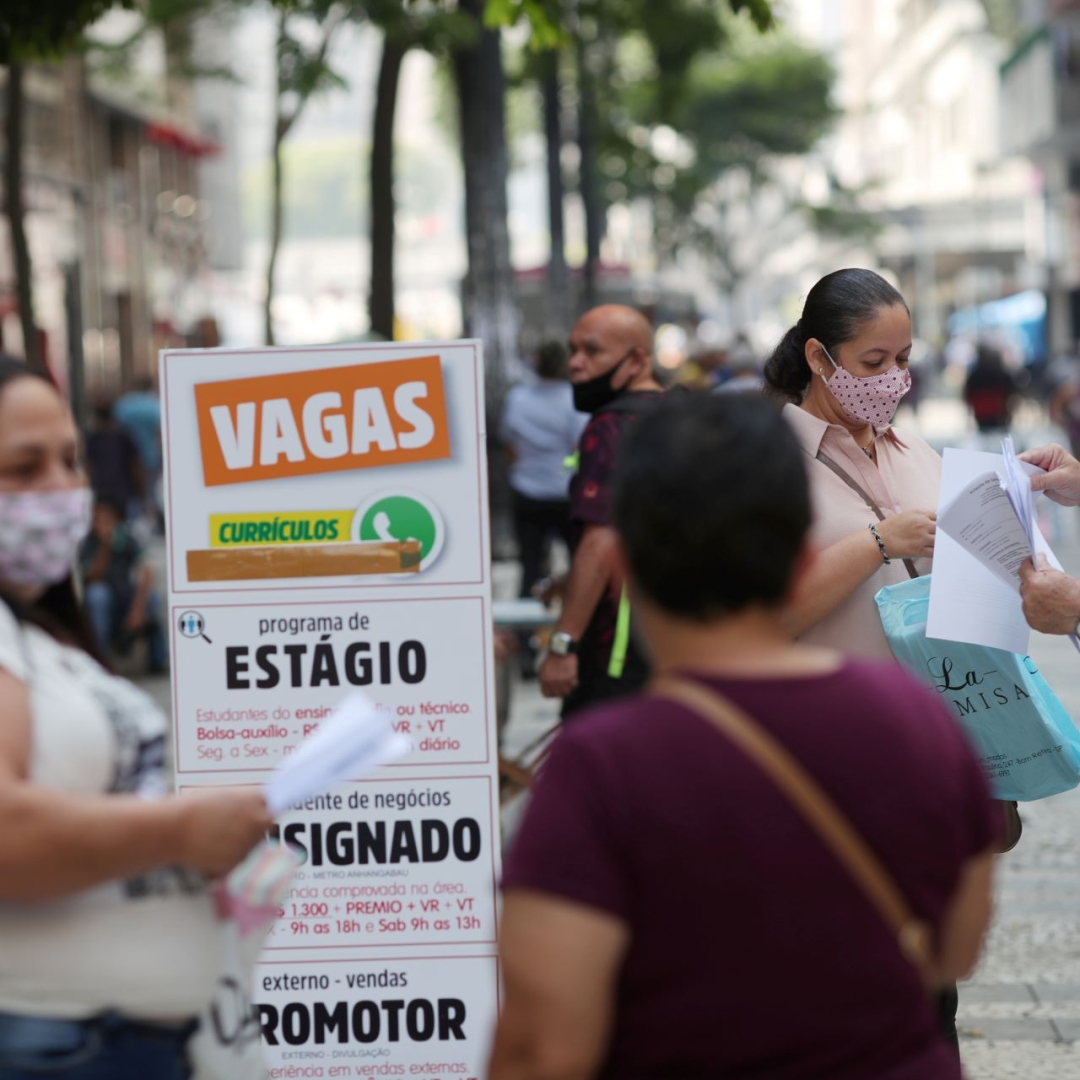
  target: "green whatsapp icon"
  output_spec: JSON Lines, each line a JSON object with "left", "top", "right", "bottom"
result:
{"left": 354, "top": 491, "right": 444, "bottom": 572}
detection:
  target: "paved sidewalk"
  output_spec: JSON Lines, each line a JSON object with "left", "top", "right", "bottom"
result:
{"left": 956, "top": 520, "right": 1080, "bottom": 1076}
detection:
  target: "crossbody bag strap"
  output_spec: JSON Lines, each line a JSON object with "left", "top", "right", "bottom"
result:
{"left": 814, "top": 450, "right": 920, "bottom": 581}
{"left": 651, "top": 676, "right": 934, "bottom": 979}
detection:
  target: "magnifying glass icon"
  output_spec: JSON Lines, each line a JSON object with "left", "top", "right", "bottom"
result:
{"left": 177, "top": 611, "right": 212, "bottom": 644}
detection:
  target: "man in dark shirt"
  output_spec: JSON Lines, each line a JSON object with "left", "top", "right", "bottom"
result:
{"left": 494, "top": 394, "right": 998, "bottom": 1080}
{"left": 538, "top": 304, "right": 662, "bottom": 718}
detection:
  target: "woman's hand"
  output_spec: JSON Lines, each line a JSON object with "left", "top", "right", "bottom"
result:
{"left": 877, "top": 510, "right": 936, "bottom": 560}
{"left": 174, "top": 790, "right": 273, "bottom": 878}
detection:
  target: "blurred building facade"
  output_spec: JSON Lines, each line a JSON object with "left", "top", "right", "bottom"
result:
{"left": 781, "top": 0, "right": 1043, "bottom": 357}
{"left": 0, "top": 15, "right": 238, "bottom": 410}
{"left": 1000, "top": 0, "right": 1080, "bottom": 353}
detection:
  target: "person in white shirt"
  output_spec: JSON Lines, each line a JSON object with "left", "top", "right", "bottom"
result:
{"left": 0, "top": 355, "right": 270, "bottom": 1080}
{"left": 499, "top": 341, "right": 588, "bottom": 608}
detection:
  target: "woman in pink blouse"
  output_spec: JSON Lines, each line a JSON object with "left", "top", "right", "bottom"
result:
{"left": 764, "top": 268, "right": 963, "bottom": 1046}
{"left": 765, "top": 269, "right": 939, "bottom": 660}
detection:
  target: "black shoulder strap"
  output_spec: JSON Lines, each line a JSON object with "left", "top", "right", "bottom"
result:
{"left": 814, "top": 450, "right": 920, "bottom": 581}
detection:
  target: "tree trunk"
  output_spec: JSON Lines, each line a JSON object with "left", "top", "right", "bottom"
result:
{"left": 264, "top": 15, "right": 289, "bottom": 348}
{"left": 4, "top": 63, "right": 43, "bottom": 371}
{"left": 541, "top": 51, "right": 569, "bottom": 334}
{"left": 369, "top": 37, "right": 407, "bottom": 342}
{"left": 575, "top": 37, "right": 603, "bottom": 312}
{"left": 452, "top": 0, "right": 519, "bottom": 420}
{"left": 264, "top": 114, "right": 285, "bottom": 347}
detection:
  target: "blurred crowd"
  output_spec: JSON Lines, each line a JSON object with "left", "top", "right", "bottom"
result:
{"left": 80, "top": 379, "right": 166, "bottom": 674}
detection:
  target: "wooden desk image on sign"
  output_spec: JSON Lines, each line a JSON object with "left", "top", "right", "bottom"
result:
{"left": 187, "top": 540, "right": 421, "bottom": 581}
{"left": 194, "top": 355, "right": 451, "bottom": 487}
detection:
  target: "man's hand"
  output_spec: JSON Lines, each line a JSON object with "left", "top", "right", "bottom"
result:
{"left": 540, "top": 652, "right": 578, "bottom": 699}
{"left": 1018, "top": 556, "right": 1080, "bottom": 634}
{"left": 1020, "top": 444, "right": 1080, "bottom": 506}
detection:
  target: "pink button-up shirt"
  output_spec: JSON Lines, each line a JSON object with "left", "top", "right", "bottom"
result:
{"left": 784, "top": 403, "right": 941, "bottom": 659}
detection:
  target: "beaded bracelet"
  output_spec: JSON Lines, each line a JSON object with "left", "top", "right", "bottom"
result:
{"left": 868, "top": 523, "right": 891, "bottom": 565}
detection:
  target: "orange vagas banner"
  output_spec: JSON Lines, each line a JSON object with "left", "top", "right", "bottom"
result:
{"left": 194, "top": 355, "right": 451, "bottom": 487}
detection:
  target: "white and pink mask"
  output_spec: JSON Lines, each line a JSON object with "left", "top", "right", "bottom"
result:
{"left": 0, "top": 488, "right": 92, "bottom": 588}
{"left": 820, "top": 346, "right": 911, "bottom": 427}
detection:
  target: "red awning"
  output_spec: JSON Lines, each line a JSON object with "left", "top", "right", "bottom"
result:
{"left": 144, "top": 122, "right": 220, "bottom": 159}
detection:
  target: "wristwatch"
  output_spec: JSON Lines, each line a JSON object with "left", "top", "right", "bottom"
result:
{"left": 549, "top": 631, "right": 579, "bottom": 657}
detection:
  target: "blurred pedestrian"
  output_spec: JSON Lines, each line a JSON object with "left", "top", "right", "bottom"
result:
{"left": 0, "top": 355, "right": 270, "bottom": 1079}
{"left": 538, "top": 305, "right": 662, "bottom": 718}
{"left": 764, "top": 268, "right": 1001, "bottom": 1049}
{"left": 714, "top": 353, "right": 764, "bottom": 394}
{"left": 675, "top": 347, "right": 727, "bottom": 390}
{"left": 492, "top": 394, "right": 998, "bottom": 1080}
{"left": 113, "top": 377, "right": 162, "bottom": 525}
{"left": 80, "top": 496, "right": 168, "bottom": 674}
{"left": 963, "top": 343, "right": 1020, "bottom": 435}
{"left": 499, "top": 341, "right": 587, "bottom": 675}
{"left": 1048, "top": 366, "right": 1080, "bottom": 457}
{"left": 84, "top": 401, "right": 144, "bottom": 522}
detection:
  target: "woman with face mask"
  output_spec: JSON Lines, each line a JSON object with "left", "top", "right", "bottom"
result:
{"left": 766, "top": 270, "right": 980, "bottom": 1058}
{"left": 0, "top": 357, "right": 272, "bottom": 1079}
{"left": 765, "top": 269, "right": 938, "bottom": 658}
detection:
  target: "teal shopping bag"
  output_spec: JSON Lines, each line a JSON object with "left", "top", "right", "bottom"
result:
{"left": 875, "top": 575, "right": 1080, "bottom": 802}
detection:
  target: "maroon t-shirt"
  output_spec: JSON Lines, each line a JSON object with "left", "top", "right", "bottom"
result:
{"left": 503, "top": 659, "right": 999, "bottom": 1080}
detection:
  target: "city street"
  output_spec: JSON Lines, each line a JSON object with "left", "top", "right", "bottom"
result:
{"left": 136, "top": 398, "right": 1080, "bottom": 1076}
{"left": 10, "top": 1, "right": 1080, "bottom": 1074}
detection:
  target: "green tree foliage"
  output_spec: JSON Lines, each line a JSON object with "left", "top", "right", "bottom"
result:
{"left": 1, "top": 0, "right": 134, "bottom": 61}
{"left": 591, "top": 19, "right": 854, "bottom": 297}
{"left": 482, "top": 0, "right": 773, "bottom": 42}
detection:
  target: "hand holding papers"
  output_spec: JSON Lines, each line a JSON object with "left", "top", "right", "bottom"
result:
{"left": 937, "top": 442, "right": 1046, "bottom": 592}
{"left": 932, "top": 442, "right": 1073, "bottom": 654}
{"left": 263, "top": 691, "right": 410, "bottom": 817}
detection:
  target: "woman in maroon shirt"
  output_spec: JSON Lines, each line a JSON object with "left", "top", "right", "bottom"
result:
{"left": 492, "top": 394, "right": 997, "bottom": 1080}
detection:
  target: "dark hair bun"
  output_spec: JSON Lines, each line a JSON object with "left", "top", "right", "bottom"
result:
{"left": 763, "top": 325, "right": 808, "bottom": 404}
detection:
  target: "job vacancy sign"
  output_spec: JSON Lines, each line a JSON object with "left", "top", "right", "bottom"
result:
{"left": 161, "top": 341, "right": 500, "bottom": 1079}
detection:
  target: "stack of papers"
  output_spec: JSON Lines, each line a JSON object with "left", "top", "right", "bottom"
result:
{"left": 931, "top": 441, "right": 1077, "bottom": 655}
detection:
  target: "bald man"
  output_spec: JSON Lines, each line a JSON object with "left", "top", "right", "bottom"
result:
{"left": 540, "top": 305, "right": 663, "bottom": 717}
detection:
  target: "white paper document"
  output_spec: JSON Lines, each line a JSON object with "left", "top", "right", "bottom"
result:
{"left": 930, "top": 445, "right": 1061, "bottom": 654}
{"left": 263, "top": 691, "right": 410, "bottom": 817}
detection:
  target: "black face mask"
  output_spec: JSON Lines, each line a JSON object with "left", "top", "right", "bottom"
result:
{"left": 572, "top": 350, "right": 635, "bottom": 414}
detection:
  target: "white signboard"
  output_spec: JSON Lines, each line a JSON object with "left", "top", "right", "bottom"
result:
{"left": 162, "top": 341, "right": 499, "bottom": 1075}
